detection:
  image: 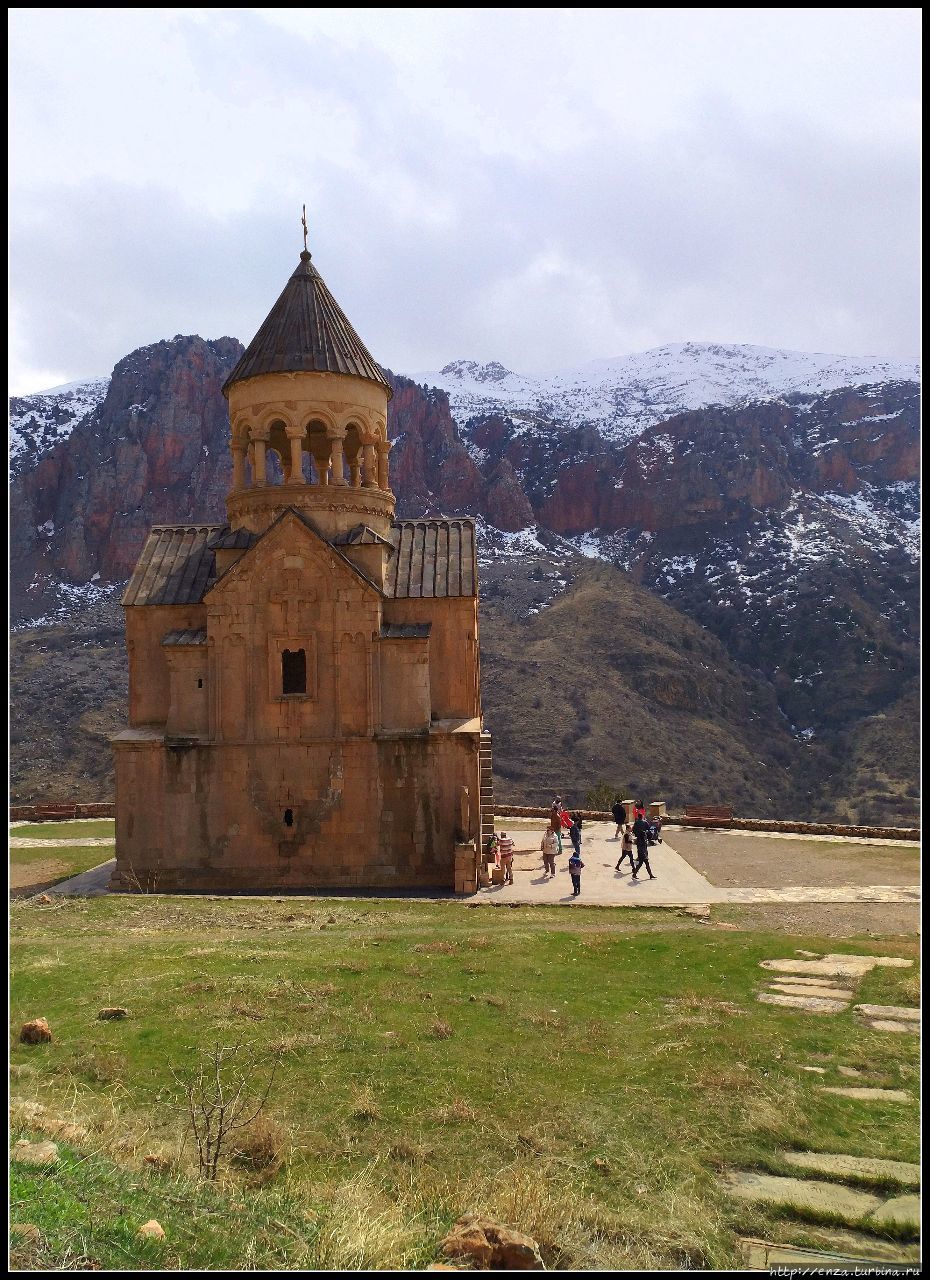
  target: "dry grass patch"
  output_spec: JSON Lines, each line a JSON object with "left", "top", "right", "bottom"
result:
{"left": 432, "top": 1097, "right": 478, "bottom": 1125}
{"left": 350, "top": 1088, "right": 383, "bottom": 1123}
{"left": 182, "top": 980, "right": 216, "bottom": 995}
{"left": 413, "top": 941, "right": 458, "bottom": 955}
{"left": 307, "top": 1168, "right": 424, "bottom": 1271}
{"left": 428, "top": 1018, "right": 453, "bottom": 1040}
{"left": 231, "top": 1114, "right": 288, "bottom": 1174}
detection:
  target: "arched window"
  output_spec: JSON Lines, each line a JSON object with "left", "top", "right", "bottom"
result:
{"left": 282, "top": 648, "right": 307, "bottom": 695}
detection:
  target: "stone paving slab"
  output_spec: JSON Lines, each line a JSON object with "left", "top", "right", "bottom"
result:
{"left": 867, "top": 1194, "right": 921, "bottom": 1229}
{"left": 739, "top": 1237, "right": 919, "bottom": 1270}
{"left": 781, "top": 1151, "right": 920, "bottom": 1186}
{"left": 758, "top": 993, "right": 850, "bottom": 1013}
{"left": 769, "top": 981, "right": 855, "bottom": 999}
{"left": 820, "top": 1087, "right": 911, "bottom": 1102}
{"left": 722, "top": 1170, "right": 882, "bottom": 1218}
{"left": 761, "top": 955, "right": 914, "bottom": 978}
{"left": 855, "top": 1004, "right": 920, "bottom": 1022}
{"left": 867, "top": 1019, "right": 920, "bottom": 1034}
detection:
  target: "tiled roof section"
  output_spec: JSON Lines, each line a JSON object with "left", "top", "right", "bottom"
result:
{"left": 206, "top": 526, "right": 258, "bottom": 551}
{"left": 122, "top": 525, "right": 222, "bottom": 606}
{"left": 332, "top": 523, "right": 396, "bottom": 549}
{"left": 161, "top": 628, "right": 207, "bottom": 646}
{"left": 223, "top": 250, "right": 392, "bottom": 397}
{"left": 386, "top": 519, "right": 477, "bottom": 598}
{"left": 380, "top": 622, "right": 432, "bottom": 639}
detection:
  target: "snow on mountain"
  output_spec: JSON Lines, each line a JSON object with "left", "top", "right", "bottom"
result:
{"left": 416, "top": 342, "right": 920, "bottom": 443}
{"left": 9, "top": 376, "right": 110, "bottom": 477}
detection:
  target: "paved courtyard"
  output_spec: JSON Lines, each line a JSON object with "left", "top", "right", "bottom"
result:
{"left": 28, "top": 820, "right": 920, "bottom": 907}
{"left": 472, "top": 821, "right": 920, "bottom": 907}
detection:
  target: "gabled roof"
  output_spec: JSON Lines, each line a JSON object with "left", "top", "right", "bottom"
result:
{"left": 123, "top": 514, "right": 479, "bottom": 608}
{"left": 222, "top": 250, "right": 392, "bottom": 397}
{"left": 204, "top": 507, "right": 383, "bottom": 599}
{"left": 386, "top": 519, "right": 477, "bottom": 598}
{"left": 122, "top": 525, "right": 222, "bottom": 606}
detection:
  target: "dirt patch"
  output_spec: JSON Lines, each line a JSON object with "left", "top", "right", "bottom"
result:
{"left": 670, "top": 829, "right": 919, "bottom": 888}
{"left": 717, "top": 902, "right": 921, "bottom": 938}
{"left": 10, "top": 859, "right": 71, "bottom": 894}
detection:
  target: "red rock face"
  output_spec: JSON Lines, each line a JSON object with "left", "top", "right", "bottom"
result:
{"left": 9, "top": 340, "right": 919, "bottom": 624}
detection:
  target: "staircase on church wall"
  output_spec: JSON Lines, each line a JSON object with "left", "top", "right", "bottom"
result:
{"left": 479, "top": 731, "right": 495, "bottom": 850}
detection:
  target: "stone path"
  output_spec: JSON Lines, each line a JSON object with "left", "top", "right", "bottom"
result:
{"left": 664, "top": 825, "right": 919, "bottom": 849}
{"left": 755, "top": 952, "right": 915, "bottom": 1017}
{"left": 723, "top": 1169, "right": 920, "bottom": 1230}
{"left": 9, "top": 836, "right": 116, "bottom": 848}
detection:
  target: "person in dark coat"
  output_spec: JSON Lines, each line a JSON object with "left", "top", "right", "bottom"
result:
{"left": 567, "top": 850, "right": 584, "bottom": 895}
{"left": 568, "top": 811, "right": 583, "bottom": 857}
{"left": 611, "top": 799, "right": 626, "bottom": 839}
{"left": 631, "top": 814, "right": 655, "bottom": 880}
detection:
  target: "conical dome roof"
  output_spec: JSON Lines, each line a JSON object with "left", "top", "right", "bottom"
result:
{"left": 223, "top": 250, "right": 392, "bottom": 398}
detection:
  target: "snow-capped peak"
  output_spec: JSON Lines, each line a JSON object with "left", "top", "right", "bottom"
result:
{"left": 417, "top": 342, "right": 919, "bottom": 443}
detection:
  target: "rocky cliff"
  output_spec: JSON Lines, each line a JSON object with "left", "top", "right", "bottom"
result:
{"left": 9, "top": 337, "right": 920, "bottom": 823}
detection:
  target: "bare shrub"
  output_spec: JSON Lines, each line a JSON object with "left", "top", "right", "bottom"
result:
{"left": 170, "top": 1042, "right": 280, "bottom": 1180}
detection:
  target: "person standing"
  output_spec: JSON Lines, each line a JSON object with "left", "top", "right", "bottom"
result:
{"left": 498, "top": 832, "right": 514, "bottom": 884}
{"left": 568, "top": 811, "right": 583, "bottom": 858}
{"left": 550, "top": 797, "right": 564, "bottom": 855}
{"left": 540, "top": 826, "right": 558, "bottom": 877}
{"left": 615, "top": 824, "right": 636, "bottom": 872}
{"left": 611, "top": 798, "right": 626, "bottom": 839}
{"left": 567, "top": 850, "right": 585, "bottom": 895}
{"left": 631, "top": 813, "right": 655, "bottom": 880}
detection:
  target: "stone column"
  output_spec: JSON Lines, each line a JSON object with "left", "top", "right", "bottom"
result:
{"left": 362, "top": 440, "right": 377, "bottom": 488}
{"left": 250, "top": 427, "right": 269, "bottom": 487}
{"left": 231, "top": 444, "right": 246, "bottom": 493}
{"left": 285, "top": 424, "right": 306, "bottom": 484}
{"left": 327, "top": 426, "right": 348, "bottom": 485}
{"left": 349, "top": 458, "right": 362, "bottom": 487}
{"left": 375, "top": 439, "right": 392, "bottom": 491}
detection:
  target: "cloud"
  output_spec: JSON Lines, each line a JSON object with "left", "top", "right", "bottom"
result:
{"left": 8, "top": 9, "right": 920, "bottom": 392}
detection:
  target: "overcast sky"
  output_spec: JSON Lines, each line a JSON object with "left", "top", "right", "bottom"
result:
{"left": 9, "top": 7, "right": 921, "bottom": 395}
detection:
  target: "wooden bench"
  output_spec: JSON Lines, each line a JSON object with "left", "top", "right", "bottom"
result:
{"left": 683, "top": 805, "right": 734, "bottom": 821}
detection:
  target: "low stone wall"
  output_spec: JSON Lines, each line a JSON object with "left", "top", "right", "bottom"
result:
{"left": 493, "top": 806, "right": 919, "bottom": 843}
{"left": 10, "top": 802, "right": 115, "bottom": 822}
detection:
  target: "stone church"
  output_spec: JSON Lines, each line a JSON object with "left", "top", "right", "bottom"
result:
{"left": 111, "top": 242, "right": 491, "bottom": 893}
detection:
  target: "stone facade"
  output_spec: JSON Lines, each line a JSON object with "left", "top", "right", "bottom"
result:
{"left": 112, "top": 245, "right": 486, "bottom": 892}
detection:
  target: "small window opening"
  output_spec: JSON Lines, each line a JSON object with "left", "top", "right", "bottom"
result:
{"left": 282, "top": 647, "right": 307, "bottom": 694}
{"left": 197, "top": 678, "right": 203, "bottom": 688}
{"left": 284, "top": 808, "right": 294, "bottom": 827}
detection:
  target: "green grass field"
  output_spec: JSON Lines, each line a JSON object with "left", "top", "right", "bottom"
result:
{"left": 9, "top": 895, "right": 920, "bottom": 1270}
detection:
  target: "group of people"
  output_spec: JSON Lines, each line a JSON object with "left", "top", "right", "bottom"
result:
{"left": 485, "top": 796, "right": 661, "bottom": 896}
{"left": 611, "top": 798, "right": 659, "bottom": 881}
